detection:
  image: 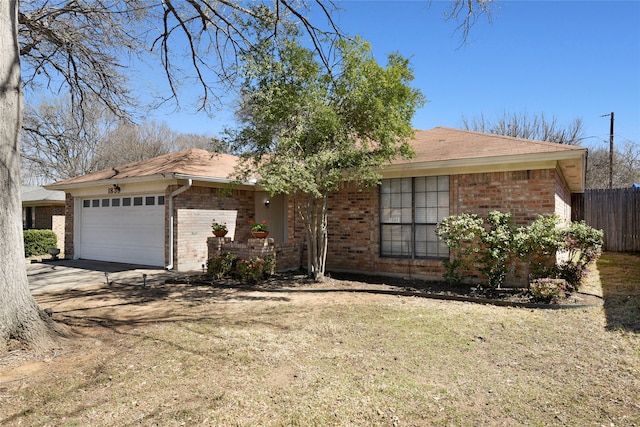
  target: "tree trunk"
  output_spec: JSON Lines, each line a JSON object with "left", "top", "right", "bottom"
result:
{"left": 0, "top": 0, "right": 59, "bottom": 353}
{"left": 301, "top": 194, "right": 328, "bottom": 281}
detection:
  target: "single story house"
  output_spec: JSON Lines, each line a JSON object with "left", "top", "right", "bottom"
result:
{"left": 46, "top": 127, "right": 586, "bottom": 279}
{"left": 21, "top": 185, "right": 66, "bottom": 250}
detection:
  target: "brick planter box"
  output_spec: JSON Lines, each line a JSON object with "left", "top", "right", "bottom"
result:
{"left": 207, "top": 237, "right": 302, "bottom": 272}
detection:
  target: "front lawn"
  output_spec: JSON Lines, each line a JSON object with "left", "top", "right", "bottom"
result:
{"left": 1, "top": 252, "right": 638, "bottom": 426}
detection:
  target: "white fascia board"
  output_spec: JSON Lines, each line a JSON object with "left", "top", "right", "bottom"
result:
{"left": 44, "top": 174, "right": 173, "bottom": 191}
{"left": 172, "top": 173, "right": 258, "bottom": 188}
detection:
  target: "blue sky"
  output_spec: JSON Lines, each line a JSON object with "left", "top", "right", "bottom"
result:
{"left": 147, "top": 1, "right": 640, "bottom": 150}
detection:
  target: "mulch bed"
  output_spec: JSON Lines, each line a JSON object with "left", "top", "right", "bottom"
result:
{"left": 168, "top": 270, "right": 604, "bottom": 309}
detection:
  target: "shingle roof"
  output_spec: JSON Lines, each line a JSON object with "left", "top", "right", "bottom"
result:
{"left": 397, "top": 127, "right": 585, "bottom": 164}
{"left": 46, "top": 128, "right": 586, "bottom": 190}
{"left": 21, "top": 185, "right": 66, "bottom": 203}
{"left": 47, "top": 149, "right": 239, "bottom": 187}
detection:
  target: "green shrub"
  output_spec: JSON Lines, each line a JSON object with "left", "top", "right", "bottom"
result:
{"left": 437, "top": 211, "right": 603, "bottom": 292}
{"left": 435, "top": 213, "right": 484, "bottom": 284}
{"left": 262, "top": 255, "right": 276, "bottom": 279}
{"left": 479, "top": 211, "right": 518, "bottom": 289}
{"left": 529, "top": 278, "right": 568, "bottom": 303}
{"left": 237, "top": 257, "right": 267, "bottom": 285}
{"left": 23, "top": 229, "right": 58, "bottom": 257}
{"left": 517, "top": 214, "right": 564, "bottom": 280}
{"left": 557, "top": 221, "right": 604, "bottom": 291}
{"left": 208, "top": 253, "right": 276, "bottom": 284}
{"left": 207, "top": 252, "right": 237, "bottom": 280}
{"left": 437, "top": 211, "right": 517, "bottom": 289}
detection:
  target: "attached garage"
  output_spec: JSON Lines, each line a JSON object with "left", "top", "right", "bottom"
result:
{"left": 75, "top": 194, "right": 165, "bottom": 266}
{"left": 46, "top": 149, "right": 246, "bottom": 271}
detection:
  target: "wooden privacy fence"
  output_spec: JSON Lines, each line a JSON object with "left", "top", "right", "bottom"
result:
{"left": 572, "top": 188, "right": 640, "bottom": 252}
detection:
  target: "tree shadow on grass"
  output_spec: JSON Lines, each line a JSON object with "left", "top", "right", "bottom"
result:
{"left": 597, "top": 252, "right": 640, "bottom": 332}
{"left": 35, "top": 279, "right": 291, "bottom": 334}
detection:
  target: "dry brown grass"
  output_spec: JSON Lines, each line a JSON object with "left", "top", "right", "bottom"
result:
{"left": 1, "top": 253, "right": 639, "bottom": 426}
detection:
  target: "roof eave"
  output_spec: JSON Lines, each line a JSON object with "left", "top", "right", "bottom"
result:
{"left": 45, "top": 174, "right": 174, "bottom": 191}
{"left": 172, "top": 173, "right": 258, "bottom": 187}
{"left": 381, "top": 150, "right": 586, "bottom": 192}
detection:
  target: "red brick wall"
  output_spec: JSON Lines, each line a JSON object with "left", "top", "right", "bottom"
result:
{"left": 297, "top": 168, "right": 572, "bottom": 281}
{"left": 324, "top": 182, "right": 379, "bottom": 273}
{"left": 33, "top": 205, "right": 65, "bottom": 229}
{"left": 207, "top": 238, "right": 302, "bottom": 272}
{"left": 64, "top": 194, "right": 75, "bottom": 258}
{"left": 452, "top": 169, "right": 558, "bottom": 225}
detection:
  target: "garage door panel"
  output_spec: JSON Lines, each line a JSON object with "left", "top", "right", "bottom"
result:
{"left": 79, "top": 196, "right": 165, "bottom": 266}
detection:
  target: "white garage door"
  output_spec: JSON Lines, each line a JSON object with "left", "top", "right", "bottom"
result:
{"left": 78, "top": 195, "right": 165, "bottom": 266}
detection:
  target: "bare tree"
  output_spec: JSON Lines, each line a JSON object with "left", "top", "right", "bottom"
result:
{"left": 174, "top": 133, "right": 226, "bottom": 152}
{"left": 445, "top": 0, "right": 494, "bottom": 46}
{"left": 92, "top": 121, "right": 226, "bottom": 171}
{"left": 22, "top": 103, "right": 225, "bottom": 183}
{"left": 586, "top": 142, "right": 640, "bottom": 189}
{"left": 21, "top": 96, "right": 120, "bottom": 183}
{"left": 462, "top": 111, "right": 585, "bottom": 145}
{"left": 2, "top": 0, "right": 495, "bottom": 352}
{"left": 92, "top": 122, "right": 179, "bottom": 171}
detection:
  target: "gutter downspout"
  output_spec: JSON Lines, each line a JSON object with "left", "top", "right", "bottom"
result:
{"left": 165, "top": 179, "right": 192, "bottom": 270}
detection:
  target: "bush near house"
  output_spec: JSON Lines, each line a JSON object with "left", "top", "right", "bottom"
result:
{"left": 437, "top": 211, "right": 603, "bottom": 291}
{"left": 528, "top": 278, "right": 569, "bottom": 303}
{"left": 207, "top": 252, "right": 238, "bottom": 280}
{"left": 207, "top": 253, "right": 275, "bottom": 285}
{"left": 23, "top": 229, "right": 58, "bottom": 258}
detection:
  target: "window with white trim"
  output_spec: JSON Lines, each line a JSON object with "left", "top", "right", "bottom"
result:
{"left": 380, "top": 176, "right": 450, "bottom": 259}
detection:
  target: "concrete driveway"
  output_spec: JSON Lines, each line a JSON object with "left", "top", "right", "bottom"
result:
{"left": 27, "top": 259, "right": 189, "bottom": 295}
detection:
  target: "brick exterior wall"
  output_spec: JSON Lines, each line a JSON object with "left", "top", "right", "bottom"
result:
{"left": 51, "top": 214, "right": 65, "bottom": 254}
{"left": 554, "top": 169, "right": 572, "bottom": 222}
{"left": 451, "top": 169, "right": 558, "bottom": 225}
{"left": 64, "top": 193, "right": 75, "bottom": 258}
{"left": 170, "top": 186, "right": 255, "bottom": 271}
{"left": 60, "top": 166, "right": 573, "bottom": 281}
{"left": 286, "top": 168, "right": 571, "bottom": 282}
{"left": 33, "top": 205, "right": 64, "bottom": 229}
{"left": 207, "top": 237, "right": 303, "bottom": 272}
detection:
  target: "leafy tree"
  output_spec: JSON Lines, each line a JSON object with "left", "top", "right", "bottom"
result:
{"left": 228, "top": 31, "right": 425, "bottom": 280}
{"left": 462, "top": 111, "right": 585, "bottom": 145}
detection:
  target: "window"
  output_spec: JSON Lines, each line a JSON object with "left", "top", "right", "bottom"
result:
{"left": 22, "top": 207, "right": 35, "bottom": 229}
{"left": 145, "top": 196, "right": 155, "bottom": 206}
{"left": 133, "top": 197, "right": 143, "bottom": 206}
{"left": 112, "top": 198, "right": 120, "bottom": 207}
{"left": 122, "top": 197, "right": 131, "bottom": 206}
{"left": 92, "top": 199, "right": 100, "bottom": 207}
{"left": 380, "top": 176, "right": 450, "bottom": 259}
{"left": 157, "top": 196, "right": 165, "bottom": 205}
{"left": 83, "top": 200, "right": 91, "bottom": 208}
{"left": 102, "top": 199, "right": 110, "bottom": 207}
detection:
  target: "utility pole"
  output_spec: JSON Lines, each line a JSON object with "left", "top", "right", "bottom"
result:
{"left": 601, "top": 112, "right": 614, "bottom": 189}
